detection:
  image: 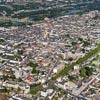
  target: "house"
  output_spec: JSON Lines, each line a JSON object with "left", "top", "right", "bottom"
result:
{"left": 64, "top": 81, "right": 77, "bottom": 90}
{"left": 40, "top": 89, "right": 54, "bottom": 98}
{"left": 53, "top": 63, "right": 64, "bottom": 74}
{"left": 41, "top": 91, "right": 48, "bottom": 97}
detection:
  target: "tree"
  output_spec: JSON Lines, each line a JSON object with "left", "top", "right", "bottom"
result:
{"left": 28, "top": 61, "right": 38, "bottom": 74}
{"left": 80, "top": 67, "right": 87, "bottom": 77}
{"left": 80, "top": 67, "right": 93, "bottom": 77}
{"left": 30, "top": 84, "right": 42, "bottom": 95}
{"left": 85, "top": 67, "right": 93, "bottom": 76}
{"left": 0, "top": 38, "right": 5, "bottom": 44}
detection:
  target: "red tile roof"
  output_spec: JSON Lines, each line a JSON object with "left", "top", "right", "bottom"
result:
{"left": 0, "top": 95, "right": 5, "bottom": 100}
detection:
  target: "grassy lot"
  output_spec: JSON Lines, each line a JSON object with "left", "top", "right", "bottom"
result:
{"left": 30, "top": 84, "right": 42, "bottom": 95}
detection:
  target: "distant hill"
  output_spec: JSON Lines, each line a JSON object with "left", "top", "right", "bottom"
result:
{"left": 0, "top": 0, "right": 100, "bottom": 27}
